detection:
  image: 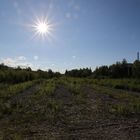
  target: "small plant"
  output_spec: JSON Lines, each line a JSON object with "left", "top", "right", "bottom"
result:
{"left": 0, "top": 80, "right": 38, "bottom": 98}
{"left": 109, "top": 101, "right": 140, "bottom": 116}
{"left": 38, "top": 79, "right": 56, "bottom": 96}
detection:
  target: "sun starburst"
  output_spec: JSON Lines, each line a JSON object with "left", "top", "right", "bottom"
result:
{"left": 31, "top": 16, "right": 53, "bottom": 40}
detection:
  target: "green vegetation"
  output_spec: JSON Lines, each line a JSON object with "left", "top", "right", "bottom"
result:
{"left": 65, "top": 59, "right": 140, "bottom": 79}
{"left": 58, "top": 78, "right": 87, "bottom": 105}
{"left": 57, "top": 77, "right": 140, "bottom": 116}
{"left": 110, "top": 102, "right": 140, "bottom": 116}
{"left": 0, "top": 80, "right": 39, "bottom": 118}
{"left": 38, "top": 79, "right": 57, "bottom": 96}
{"left": 90, "top": 83, "right": 140, "bottom": 115}
{"left": 0, "top": 80, "right": 38, "bottom": 98}
{"left": 0, "top": 59, "right": 140, "bottom": 139}
{"left": 90, "top": 78, "right": 140, "bottom": 92}
{"left": 1, "top": 58, "right": 140, "bottom": 84}
{"left": 0, "top": 63, "right": 61, "bottom": 83}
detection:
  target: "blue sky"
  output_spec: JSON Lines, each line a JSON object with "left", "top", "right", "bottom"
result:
{"left": 0, "top": 0, "right": 140, "bottom": 72}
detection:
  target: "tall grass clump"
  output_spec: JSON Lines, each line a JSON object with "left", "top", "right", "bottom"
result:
{"left": 0, "top": 80, "right": 38, "bottom": 98}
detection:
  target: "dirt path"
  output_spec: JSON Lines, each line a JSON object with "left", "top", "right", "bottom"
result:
{"left": 52, "top": 85, "right": 140, "bottom": 140}
{"left": 0, "top": 84, "right": 140, "bottom": 139}
{"left": 9, "top": 84, "right": 40, "bottom": 103}
{"left": 0, "top": 84, "right": 40, "bottom": 128}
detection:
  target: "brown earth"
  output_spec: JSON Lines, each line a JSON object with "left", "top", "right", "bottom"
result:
{"left": 0, "top": 84, "right": 140, "bottom": 140}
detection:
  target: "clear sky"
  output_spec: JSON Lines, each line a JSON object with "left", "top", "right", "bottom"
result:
{"left": 0, "top": 0, "right": 140, "bottom": 72}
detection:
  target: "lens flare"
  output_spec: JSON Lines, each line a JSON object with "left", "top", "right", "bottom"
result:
{"left": 31, "top": 17, "right": 53, "bottom": 40}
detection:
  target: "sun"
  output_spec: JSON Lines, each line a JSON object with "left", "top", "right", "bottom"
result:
{"left": 31, "top": 17, "right": 53, "bottom": 39}
{"left": 37, "top": 22, "right": 49, "bottom": 34}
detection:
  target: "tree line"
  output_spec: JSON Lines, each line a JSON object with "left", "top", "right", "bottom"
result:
{"left": 0, "top": 63, "right": 61, "bottom": 83}
{"left": 65, "top": 59, "right": 140, "bottom": 78}
{"left": 0, "top": 59, "right": 140, "bottom": 83}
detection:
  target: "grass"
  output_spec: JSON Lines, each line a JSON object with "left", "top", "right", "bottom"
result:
{"left": 88, "top": 82, "right": 140, "bottom": 116}
{"left": 0, "top": 77, "right": 140, "bottom": 139}
{"left": 110, "top": 102, "right": 140, "bottom": 116}
{"left": 0, "top": 79, "right": 61, "bottom": 124}
{"left": 0, "top": 80, "right": 40, "bottom": 118}
{"left": 58, "top": 77, "right": 84, "bottom": 94}
{"left": 57, "top": 77, "right": 88, "bottom": 104}
{"left": 57, "top": 77, "right": 140, "bottom": 116}
{"left": 37, "top": 79, "right": 56, "bottom": 96}
{"left": 0, "top": 80, "right": 39, "bottom": 98}
{"left": 91, "top": 78, "right": 140, "bottom": 92}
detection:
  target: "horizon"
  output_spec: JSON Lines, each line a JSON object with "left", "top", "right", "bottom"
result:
{"left": 0, "top": 57, "right": 137, "bottom": 74}
{"left": 0, "top": 0, "right": 140, "bottom": 73}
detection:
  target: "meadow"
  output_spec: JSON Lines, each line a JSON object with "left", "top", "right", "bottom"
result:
{"left": 0, "top": 77, "right": 139, "bottom": 139}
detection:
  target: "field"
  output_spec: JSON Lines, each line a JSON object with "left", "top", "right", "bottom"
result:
{"left": 0, "top": 78, "right": 140, "bottom": 139}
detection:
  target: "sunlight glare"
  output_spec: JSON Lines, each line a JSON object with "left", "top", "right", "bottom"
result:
{"left": 31, "top": 17, "right": 53, "bottom": 40}
{"left": 37, "top": 22, "right": 49, "bottom": 34}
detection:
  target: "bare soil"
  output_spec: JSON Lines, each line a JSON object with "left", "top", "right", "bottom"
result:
{"left": 0, "top": 84, "right": 140, "bottom": 140}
